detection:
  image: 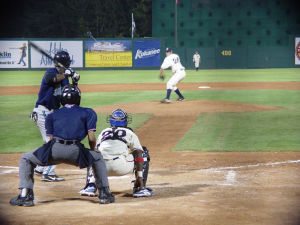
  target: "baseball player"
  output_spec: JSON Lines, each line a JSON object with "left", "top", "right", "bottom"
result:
{"left": 10, "top": 84, "right": 114, "bottom": 206}
{"left": 159, "top": 47, "right": 186, "bottom": 103}
{"left": 193, "top": 51, "right": 201, "bottom": 71}
{"left": 30, "top": 51, "right": 80, "bottom": 182}
{"left": 78, "top": 108, "right": 154, "bottom": 198}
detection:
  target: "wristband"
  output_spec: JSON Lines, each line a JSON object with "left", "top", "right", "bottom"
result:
{"left": 135, "top": 157, "right": 144, "bottom": 162}
{"left": 137, "top": 171, "right": 143, "bottom": 178}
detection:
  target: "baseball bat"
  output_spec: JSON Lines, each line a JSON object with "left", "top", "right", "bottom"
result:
{"left": 30, "top": 42, "right": 66, "bottom": 69}
{"left": 30, "top": 42, "right": 78, "bottom": 85}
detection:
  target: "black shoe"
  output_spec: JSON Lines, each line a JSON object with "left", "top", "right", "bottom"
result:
{"left": 98, "top": 187, "right": 115, "bottom": 204}
{"left": 176, "top": 97, "right": 184, "bottom": 101}
{"left": 10, "top": 189, "right": 34, "bottom": 207}
{"left": 41, "top": 174, "right": 65, "bottom": 182}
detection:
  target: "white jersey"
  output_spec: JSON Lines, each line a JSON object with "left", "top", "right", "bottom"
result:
{"left": 96, "top": 127, "right": 143, "bottom": 160}
{"left": 161, "top": 53, "right": 185, "bottom": 74}
{"left": 193, "top": 53, "right": 200, "bottom": 63}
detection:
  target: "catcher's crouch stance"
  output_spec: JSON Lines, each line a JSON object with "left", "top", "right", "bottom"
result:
{"left": 79, "top": 108, "right": 154, "bottom": 198}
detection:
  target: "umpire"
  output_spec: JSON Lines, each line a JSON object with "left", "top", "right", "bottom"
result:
{"left": 10, "top": 84, "right": 115, "bottom": 206}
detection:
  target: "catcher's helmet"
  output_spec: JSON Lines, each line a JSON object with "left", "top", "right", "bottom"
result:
{"left": 61, "top": 84, "right": 81, "bottom": 106}
{"left": 54, "top": 51, "right": 71, "bottom": 68}
{"left": 107, "top": 108, "right": 132, "bottom": 127}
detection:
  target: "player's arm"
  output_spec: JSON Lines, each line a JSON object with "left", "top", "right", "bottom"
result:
{"left": 86, "top": 109, "right": 99, "bottom": 151}
{"left": 45, "top": 114, "right": 54, "bottom": 143}
{"left": 88, "top": 131, "right": 97, "bottom": 151}
{"left": 44, "top": 72, "right": 67, "bottom": 84}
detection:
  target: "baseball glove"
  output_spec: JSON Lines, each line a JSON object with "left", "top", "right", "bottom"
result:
{"left": 159, "top": 74, "right": 165, "bottom": 81}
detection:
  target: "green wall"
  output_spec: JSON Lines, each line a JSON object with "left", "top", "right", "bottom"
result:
{"left": 153, "top": 0, "right": 300, "bottom": 68}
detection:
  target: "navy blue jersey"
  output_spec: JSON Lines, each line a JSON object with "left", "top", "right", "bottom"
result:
{"left": 35, "top": 68, "right": 69, "bottom": 110}
{"left": 45, "top": 105, "right": 97, "bottom": 141}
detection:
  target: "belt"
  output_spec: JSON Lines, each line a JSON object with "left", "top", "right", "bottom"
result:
{"left": 54, "top": 138, "right": 79, "bottom": 145}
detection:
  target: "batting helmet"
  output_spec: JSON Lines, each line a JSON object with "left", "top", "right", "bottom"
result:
{"left": 54, "top": 51, "right": 71, "bottom": 68}
{"left": 107, "top": 108, "right": 132, "bottom": 127}
{"left": 61, "top": 84, "right": 81, "bottom": 106}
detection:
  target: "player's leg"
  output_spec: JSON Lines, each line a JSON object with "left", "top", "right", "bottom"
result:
{"left": 172, "top": 71, "right": 186, "bottom": 101}
{"left": 10, "top": 150, "right": 44, "bottom": 206}
{"left": 133, "top": 146, "right": 154, "bottom": 197}
{"left": 161, "top": 78, "right": 174, "bottom": 103}
{"left": 90, "top": 151, "right": 114, "bottom": 204}
{"left": 78, "top": 166, "right": 97, "bottom": 197}
{"left": 79, "top": 155, "right": 135, "bottom": 197}
{"left": 32, "top": 106, "right": 64, "bottom": 181}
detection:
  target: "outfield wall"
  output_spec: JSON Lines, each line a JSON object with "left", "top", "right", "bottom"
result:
{"left": 0, "top": 38, "right": 299, "bottom": 70}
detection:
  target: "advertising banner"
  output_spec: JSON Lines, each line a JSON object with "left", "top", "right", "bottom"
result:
{"left": 0, "top": 41, "right": 29, "bottom": 68}
{"left": 295, "top": 38, "right": 300, "bottom": 65}
{"left": 133, "top": 40, "right": 160, "bottom": 67}
{"left": 31, "top": 41, "right": 83, "bottom": 68}
{"left": 85, "top": 40, "right": 132, "bottom": 67}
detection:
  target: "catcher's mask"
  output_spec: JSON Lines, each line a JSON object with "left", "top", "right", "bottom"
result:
{"left": 107, "top": 108, "right": 132, "bottom": 127}
{"left": 54, "top": 51, "right": 71, "bottom": 68}
{"left": 61, "top": 84, "right": 81, "bottom": 106}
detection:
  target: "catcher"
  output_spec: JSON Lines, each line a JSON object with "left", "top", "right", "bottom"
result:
{"left": 78, "top": 108, "right": 154, "bottom": 198}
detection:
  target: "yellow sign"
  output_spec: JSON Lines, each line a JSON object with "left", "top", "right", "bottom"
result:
{"left": 221, "top": 50, "right": 231, "bottom": 56}
{"left": 85, "top": 51, "right": 132, "bottom": 67}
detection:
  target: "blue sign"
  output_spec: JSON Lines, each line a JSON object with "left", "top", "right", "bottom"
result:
{"left": 134, "top": 40, "right": 160, "bottom": 67}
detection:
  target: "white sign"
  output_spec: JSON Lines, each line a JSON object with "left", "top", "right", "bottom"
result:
{"left": 0, "top": 41, "right": 29, "bottom": 68}
{"left": 295, "top": 38, "right": 300, "bottom": 65}
{"left": 31, "top": 41, "right": 83, "bottom": 68}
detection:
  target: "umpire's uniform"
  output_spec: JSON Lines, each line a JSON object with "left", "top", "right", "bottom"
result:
{"left": 10, "top": 85, "right": 114, "bottom": 206}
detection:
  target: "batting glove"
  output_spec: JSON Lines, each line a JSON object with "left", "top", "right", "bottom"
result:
{"left": 72, "top": 72, "right": 80, "bottom": 82}
{"left": 30, "top": 111, "right": 38, "bottom": 123}
{"left": 64, "top": 68, "right": 74, "bottom": 77}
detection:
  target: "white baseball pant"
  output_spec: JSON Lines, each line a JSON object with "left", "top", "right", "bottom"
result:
{"left": 166, "top": 70, "right": 186, "bottom": 90}
{"left": 32, "top": 105, "right": 57, "bottom": 175}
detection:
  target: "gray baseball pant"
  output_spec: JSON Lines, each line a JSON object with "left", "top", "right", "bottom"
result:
{"left": 18, "top": 142, "right": 109, "bottom": 190}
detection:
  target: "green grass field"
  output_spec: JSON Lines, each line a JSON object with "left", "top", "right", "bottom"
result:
{"left": 0, "top": 68, "right": 300, "bottom": 153}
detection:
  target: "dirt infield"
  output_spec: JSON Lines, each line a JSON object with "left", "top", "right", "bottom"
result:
{"left": 1, "top": 81, "right": 300, "bottom": 96}
{"left": 1, "top": 82, "right": 300, "bottom": 225}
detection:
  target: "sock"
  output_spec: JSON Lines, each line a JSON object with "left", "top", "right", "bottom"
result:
{"left": 20, "top": 188, "right": 28, "bottom": 197}
{"left": 174, "top": 89, "right": 184, "bottom": 98}
{"left": 166, "top": 89, "right": 172, "bottom": 99}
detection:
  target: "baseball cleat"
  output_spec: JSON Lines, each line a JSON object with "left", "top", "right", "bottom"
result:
{"left": 160, "top": 98, "right": 170, "bottom": 103}
{"left": 41, "top": 174, "right": 65, "bottom": 182}
{"left": 34, "top": 169, "right": 43, "bottom": 176}
{"left": 133, "top": 188, "right": 154, "bottom": 198}
{"left": 10, "top": 189, "right": 34, "bottom": 207}
{"left": 176, "top": 97, "right": 184, "bottom": 101}
{"left": 78, "top": 184, "right": 97, "bottom": 197}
